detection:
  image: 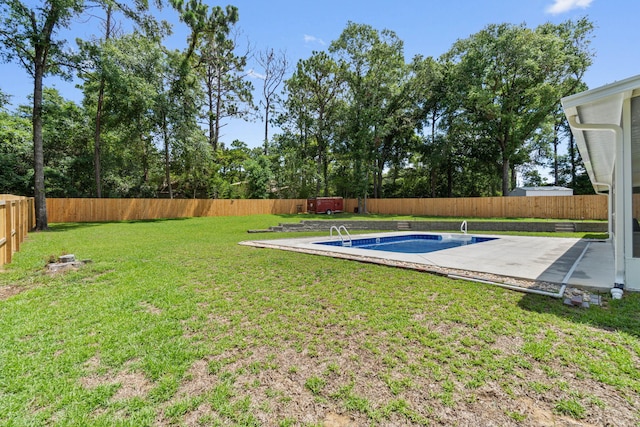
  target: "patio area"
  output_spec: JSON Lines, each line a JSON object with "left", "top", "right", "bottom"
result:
{"left": 242, "top": 232, "right": 614, "bottom": 293}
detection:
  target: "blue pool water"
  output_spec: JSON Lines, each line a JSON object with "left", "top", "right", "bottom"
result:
{"left": 315, "top": 234, "right": 496, "bottom": 254}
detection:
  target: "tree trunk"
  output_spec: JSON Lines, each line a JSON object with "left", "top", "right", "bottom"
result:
{"left": 376, "top": 158, "right": 384, "bottom": 198}
{"left": 430, "top": 167, "right": 437, "bottom": 198}
{"left": 263, "top": 98, "right": 270, "bottom": 155}
{"left": 430, "top": 111, "right": 438, "bottom": 198}
{"left": 141, "top": 134, "right": 149, "bottom": 185}
{"left": 315, "top": 153, "right": 321, "bottom": 198}
{"left": 93, "top": 5, "right": 112, "bottom": 198}
{"left": 162, "top": 111, "right": 172, "bottom": 199}
{"left": 94, "top": 77, "right": 105, "bottom": 198}
{"left": 569, "top": 132, "right": 577, "bottom": 187}
{"left": 553, "top": 122, "right": 560, "bottom": 185}
{"left": 372, "top": 160, "right": 379, "bottom": 199}
{"left": 447, "top": 162, "right": 453, "bottom": 198}
{"left": 501, "top": 157, "right": 510, "bottom": 196}
{"left": 33, "top": 52, "right": 48, "bottom": 230}
{"left": 322, "top": 154, "right": 329, "bottom": 197}
{"left": 215, "top": 72, "right": 222, "bottom": 152}
{"left": 207, "top": 70, "right": 216, "bottom": 151}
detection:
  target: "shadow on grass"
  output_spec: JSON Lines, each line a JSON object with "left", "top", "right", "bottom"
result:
{"left": 518, "top": 291, "right": 640, "bottom": 338}
{"left": 47, "top": 217, "right": 190, "bottom": 232}
{"left": 46, "top": 223, "right": 103, "bottom": 232}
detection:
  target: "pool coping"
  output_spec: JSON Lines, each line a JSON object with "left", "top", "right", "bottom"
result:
{"left": 240, "top": 231, "right": 614, "bottom": 294}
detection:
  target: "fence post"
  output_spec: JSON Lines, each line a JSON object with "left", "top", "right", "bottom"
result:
{"left": 4, "top": 199, "right": 12, "bottom": 265}
{"left": 0, "top": 201, "right": 5, "bottom": 267}
{"left": 11, "top": 200, "right": 19, "bottom": 253}
{"left": 15, "top": 199, "right": 22, "bottom": 251}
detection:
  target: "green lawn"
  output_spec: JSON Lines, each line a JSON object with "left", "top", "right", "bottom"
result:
{"left": 0, "top": 215, "right": 637, "bottom": 426}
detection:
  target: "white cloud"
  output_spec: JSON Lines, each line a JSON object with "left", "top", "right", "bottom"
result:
{"left": 247, "top": 69, "right": 266, "bottom": 80}
{"left": 303, "top": 34, "right": 326, "bottom": 46}
{"left": 545, "top": 0, "right": 593, "bottom": 15}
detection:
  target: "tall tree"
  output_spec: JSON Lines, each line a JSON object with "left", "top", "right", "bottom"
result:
{"left": 83, "top": 2, "right": 165, "bottom": 197}
{"left": 256, "top": 47, "right": 288, "bottom": 154}
{"left": 329, "top": 22, "right": 411, "bottom": 206}
{"left": 0, "top": 0, "right": 85, "bottom": 229}
{"left": 412, "top": 56, "right": 454, "bottom": 197}
{"left": 442, "top": 19, "right": 593, "bottom": 195}
{"left": 88, "top": 32, "right": 165, "bottom": 196}
{"left": 0, "top": 0, "right": 160, "bottom": 224}
{"left": 282, "top": 51, "right": 343, "bottom": 197}
{"left": 545, "top": 80, "right": 588, "bottom": 186}
{"left": 91, "top": 4, "right": 113, "bottom": 198}
{"left": 155, "top": 49, "right": 203, "bottom": 199}
{"left": 196, "top": 27, "right": 254, "bottom": 151}
{"left": 170, "top": 1, "right": 237, "bottom": 62}
{"left": 171, "top": 2, "right": 253, "bottom": 151}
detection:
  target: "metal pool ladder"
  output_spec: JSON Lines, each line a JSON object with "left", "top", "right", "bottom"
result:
{"left": 330, "top": 225, "right": 352, "bottom": 247}
{"left": 461, "top": 220, "right": 468, "bottom": 234}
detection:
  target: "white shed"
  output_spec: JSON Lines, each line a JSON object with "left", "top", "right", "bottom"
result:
{"left": 561, "top": 74, "right": 640, "bottom": 292}
{"left": 508, "top": 186, "right": 573, "bottom": 197}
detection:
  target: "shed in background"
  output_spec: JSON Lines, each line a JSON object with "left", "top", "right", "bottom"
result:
{"left": 508, "top": 186, "right": 574, "bottom": 197}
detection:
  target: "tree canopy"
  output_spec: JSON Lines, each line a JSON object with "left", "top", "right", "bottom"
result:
{"left": 0, "top": 6, "right": 596, "bottom": 205}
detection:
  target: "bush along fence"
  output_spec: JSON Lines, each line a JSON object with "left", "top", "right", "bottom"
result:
{"left": 0, "top": 195, "right": 35, "bottom": 268}
{"left": 46, "top": 194, "right": 612, "bottom": 223}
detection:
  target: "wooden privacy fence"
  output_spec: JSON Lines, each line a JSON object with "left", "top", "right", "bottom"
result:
{"left": 48, "top": 195, "right": 611, "bottom": 223}
{"left": 0, "top": 195, "right": 35, "bottom": 268}
{"left": 46, "top": 198, "right": 309, "bottom": 223}
{"left": 343, "top": 195, "right": 610, "bottom": 220}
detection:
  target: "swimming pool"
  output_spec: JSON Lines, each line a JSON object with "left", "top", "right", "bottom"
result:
{"left": 315, "top": 233, "right": 497, "bottom": 254}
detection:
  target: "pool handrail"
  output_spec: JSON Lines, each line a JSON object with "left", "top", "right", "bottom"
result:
{"left": 330, "top": 225, "right": 352, "bottom": 247}
{"left": 339, "top": 225, "right": 352, "bottom": 247}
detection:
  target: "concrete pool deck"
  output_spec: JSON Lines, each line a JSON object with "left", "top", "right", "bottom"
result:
{"left": 240, "top": 232, "right": 614, "bottom": 292}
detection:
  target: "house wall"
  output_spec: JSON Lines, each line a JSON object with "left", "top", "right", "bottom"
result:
{"left": 626, "top": 96, "right": 640, "bottom": 289}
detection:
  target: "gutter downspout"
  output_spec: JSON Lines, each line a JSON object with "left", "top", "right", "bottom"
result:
{"left": 568, "top": 116, "right": 625, "bottom": 291}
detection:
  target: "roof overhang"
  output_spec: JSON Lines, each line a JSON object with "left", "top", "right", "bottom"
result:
{"left": 561, "top": 74, "right": 640, "bottom": 193}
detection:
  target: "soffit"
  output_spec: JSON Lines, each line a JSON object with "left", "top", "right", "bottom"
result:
{"left": 562, "top": 75, "right": 640, "bottom": 193}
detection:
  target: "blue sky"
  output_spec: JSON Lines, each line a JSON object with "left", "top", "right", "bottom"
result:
{"left": 2, "top": 0, "right": 638, "bottom": 150}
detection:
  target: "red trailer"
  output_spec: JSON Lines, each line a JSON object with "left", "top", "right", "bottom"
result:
{"left": 307, "top": 197, "right": 343, "bottom": 214}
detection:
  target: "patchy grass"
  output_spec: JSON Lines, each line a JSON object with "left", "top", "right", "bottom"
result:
{"left": 0, "top": 215, "right": 637, "bottom": 426}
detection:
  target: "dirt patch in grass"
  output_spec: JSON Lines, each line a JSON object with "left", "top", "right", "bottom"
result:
{"left": 324, "top": 412, "right": 356, "bottom": 426}
{"left": 174, "top": 359, "right": 217, "bottom": 398}
{"left": 83, "top": 295, "right": 638, "bottom": 426}
{"left": 159, "top": 324, "right": 638, "bottom": 426}
{"left": 0, "top": 284, "right": 27, "bottom": 300}
{"left": 180, "top": 403, "right": 217, "bottom": 426}
{"left": 139, "top": 301, "right": 162, "bottom": 315}
{"left": 80, "top": 357, "right": 152, "bottom": 402}
{"left": 110, "top": 371, "right": 153, "bottom": 400}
